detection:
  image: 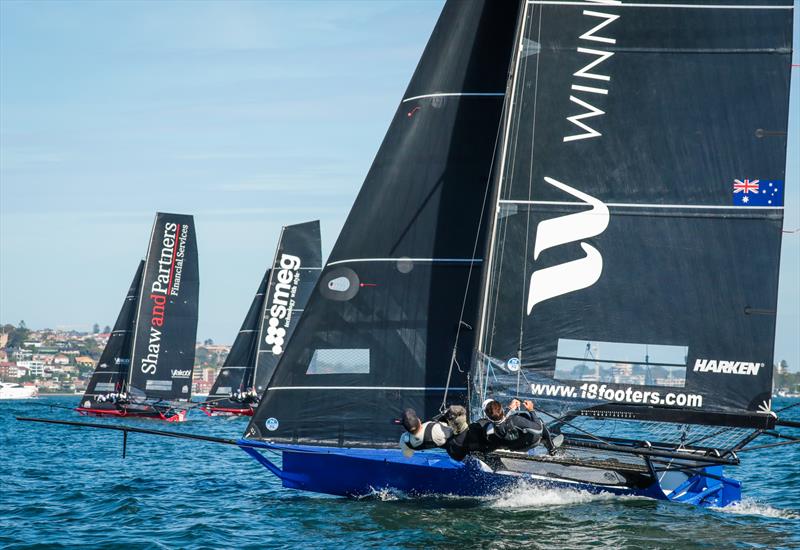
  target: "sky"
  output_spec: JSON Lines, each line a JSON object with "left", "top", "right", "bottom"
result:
{"left": 1, "top": 1, "right": 798, "bottom": 369}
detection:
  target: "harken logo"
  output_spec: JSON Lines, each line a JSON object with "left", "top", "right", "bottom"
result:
{"left": 693, "top": 359, "right": 763, "bottom": 376}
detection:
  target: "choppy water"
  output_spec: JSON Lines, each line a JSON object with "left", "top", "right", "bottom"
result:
{"left": 2, "top": 397, "right": 799, "bottom": 549}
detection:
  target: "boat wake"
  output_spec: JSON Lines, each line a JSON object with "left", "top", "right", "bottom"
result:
{"left": 714, "top": 498, "right": 800, "bottom": 520}
{"left": 489, "top": 481, "right": 619, "bottom": 509}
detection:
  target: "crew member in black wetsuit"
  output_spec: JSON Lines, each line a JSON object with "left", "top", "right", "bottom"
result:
{"left": 441, "top": 404, "right": 499, "bottom": 461}
{"left": 484, "top": 398, "right": 563, "bottom": 454}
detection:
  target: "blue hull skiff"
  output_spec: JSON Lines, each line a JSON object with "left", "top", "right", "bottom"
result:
{"left": 239, "top": 440, "right": 741, "bottom": 508}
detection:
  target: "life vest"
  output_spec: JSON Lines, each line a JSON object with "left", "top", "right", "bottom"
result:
{"left": 403, "top": 421, "right": 445, "bottom": 452}
{"left": 488, "top": 413, "right": 543, "bottom": 447}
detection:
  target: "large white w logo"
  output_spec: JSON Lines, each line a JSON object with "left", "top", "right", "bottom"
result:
{"left": 527, "top": 177, "right": 609, "bottom": 315}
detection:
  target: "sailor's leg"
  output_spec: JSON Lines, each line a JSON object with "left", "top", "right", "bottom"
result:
{"left": 541, "top": 425, "right": 564, "bottom": 453}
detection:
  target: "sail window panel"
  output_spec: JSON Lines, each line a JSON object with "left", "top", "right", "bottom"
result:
{"left": 306, "top": 349, "right": 370, "bottom": 375}
{"left": 550, "top": 365, "right": 687, "bottom": 387}
{"left": 554, "top": 341, "right": 688, "bottom": 389}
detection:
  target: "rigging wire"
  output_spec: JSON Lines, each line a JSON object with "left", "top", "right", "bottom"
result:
{"left": 533, "top": 407, "right": 611, "bottom": 446}
{"left": 775, "top": 400, "right": 800, "bottom": 414}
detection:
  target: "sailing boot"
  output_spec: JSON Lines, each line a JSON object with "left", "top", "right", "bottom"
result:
{"left": 542, "top": 427, "right": 564, "bottom": 455}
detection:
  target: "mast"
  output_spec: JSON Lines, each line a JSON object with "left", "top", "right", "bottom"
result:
{"left": 247, "top": 0, "right": 523, "bottom": 446}
{"left": 128, "top": 213, "right": 200, "bottom": 402}
{"left": 471, "top": 0, "right": 794, "bottom": 429}
{"left": 475, "top": 0, "right": 530, "bottom": 351}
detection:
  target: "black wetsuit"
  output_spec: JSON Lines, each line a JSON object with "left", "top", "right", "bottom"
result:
{"left": 444, "top": 419, "right": 501, "bottom": 461}
{"left": 489, "top": 411, "right": 554, "bottom": 451}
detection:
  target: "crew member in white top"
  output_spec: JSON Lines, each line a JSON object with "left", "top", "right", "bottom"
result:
{"left": 398, "top": 408, "right": 452, "bottom": 458}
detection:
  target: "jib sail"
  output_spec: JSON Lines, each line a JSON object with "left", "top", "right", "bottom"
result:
{"left": 205, "top": 220, "right": 322, "bottom": 410}
{"left": 473, "top": 0, "right": 793, "bottom": 428}
{"left": 80, "top": 261, "right": 144, "bottom": 410}
{"left": 128, "top": 212, "right": 199, "bottom": 402}
{"left": 246, "top": 0, "right": 522, "bottom": 446}
{"left": 252, "top": 220, "right": 322, "bottom": 393}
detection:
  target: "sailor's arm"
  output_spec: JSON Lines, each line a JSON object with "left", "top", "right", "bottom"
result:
{"left": 399, "top": 432, "right": 415, "bottom": 458}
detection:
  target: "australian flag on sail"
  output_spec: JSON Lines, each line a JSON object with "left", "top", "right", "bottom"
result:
{"left": 732, "top": 179, "right": 784, "bottom": 207}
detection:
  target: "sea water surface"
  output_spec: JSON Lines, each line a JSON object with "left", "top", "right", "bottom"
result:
{"left": 2, "top": 397, "right": 799, "bottom": 549}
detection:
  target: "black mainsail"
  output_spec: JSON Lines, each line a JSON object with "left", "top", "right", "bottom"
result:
{"left": 247, "top": 1, "right": 522, "bottom": 445}
{"left": 472, "top": 0, "right": 793, "bottom": 431}
{"left": 128, "top": 212, "right": 199, "bottom": 403}
{"left": 205, "top": 220, "right": 322, "bottom": 414}
{"left": 79, "top": 261, "right": 144, "bottom": 412}
{"left": 252, "top": 220, "right": 322, "bottom": 393}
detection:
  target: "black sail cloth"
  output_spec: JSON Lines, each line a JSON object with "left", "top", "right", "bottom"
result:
{"left": 128, "top": 212, "right": 199, "bottom": 402}
{"left": 252, "top": 220, "right": 322, "bottom": 392}
{"left": 204, "top": 270, "right": 270, "bottom": 411}
{"left": 474, "top": 0, "right": 793, "bottom": 428}
{"left": 79, "top": 261, "right": 144, "bottom": 411}
{"left": 205, "top": 220, "right": 322, "bottom": 411}
{"left": 247, "top": 0, "right": 522, "bottom": 446}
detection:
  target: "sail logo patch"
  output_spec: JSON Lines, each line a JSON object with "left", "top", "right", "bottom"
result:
{"left": 265, "top": 417, "right": 279, "bottom": 431}
{"left": 732, "top": 179, "right": 783, "bottom": 207}
{"left": 527, "top": 177, "right": 609, "bottom": 315}
{"left": 563, "top": 3, "right": 620, "bottom": 142}
{"left": 693, "top": 359, "right": 763, "bottom": 376}
{"left": 140, "top": 221, "right": 190, "bottom": 376}
{"left": 264, "top": 253, "right": 302, "bottom": 355}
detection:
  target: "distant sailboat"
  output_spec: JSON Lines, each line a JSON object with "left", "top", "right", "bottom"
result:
{"left": 77, "top": 212, "right": 199, "bottom": 421}
{"left": 204, "top": 221, "right": 321, "bottom": 416}
{"left": 237, "top": 0, "right": 796, "bottom": 507}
